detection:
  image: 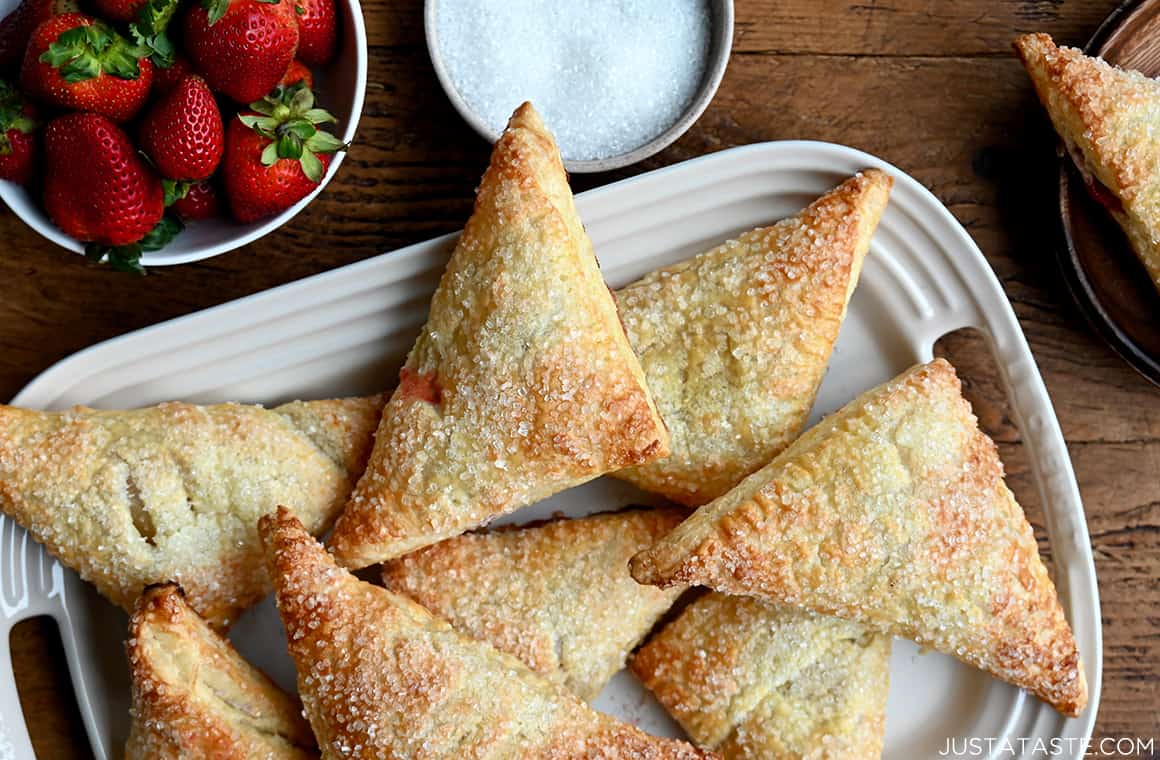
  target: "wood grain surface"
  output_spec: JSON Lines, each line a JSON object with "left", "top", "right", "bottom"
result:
{"left": 2, "top": 0, "right": 1157, "bottom": 756}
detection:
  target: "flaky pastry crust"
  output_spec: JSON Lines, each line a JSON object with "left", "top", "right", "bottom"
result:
{"left": 631, "top": 595, "right": 889, "bottom": 760}
{"left": 260, "top": 507, "right": 714, "bottom": 760}
{"left": 330, "top": 103, "right": 668, "bottom": 568}
{"left": 0, "top": 395, "right": 382, "bottom": 628}
{"left": 382, "top": 508, "right": 686, "bottom": 701}
{"left": 630, "top": 360, "right": 1087, "bottom": 717}
{"left": 125, "top": 584, "right": 318, "bottom": 759}
{"left": 1016, "top": 33, "right": 1160, "bottom": 292}
{"left": 613, "top": 170, "right": 892, "bottom": 506}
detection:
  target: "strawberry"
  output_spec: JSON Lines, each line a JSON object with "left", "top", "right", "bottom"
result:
{"left": 43, "top": 112, "right": 163, "bottom": 247}
{"left": 152, "top": 53, "right": 189, "bottom": 93}
{"left": 168, "top": 178, "right": 220, "bottom": 220}
{"left": 0, "top": 0, "right": 78, "bottom": 73}
{"left": 0, "top": 79, "right": 37, "bottom": 184}
{"left": 94, "top": 0, "right": 143, "bottom": 22}
{"left": 21, "top": 14, "right": 153, "bottom": 122}
{"left": 183, "top": 0, "right": 298, "bottom": 104}
{"left": 278, "top": 58, "right": 312, "bottom": 89}
{"left": 223, "top": 82, "right": 344, "bottom": 222}
{"left": 140, "top": 74, "right": 223, "bottom": 181}
{"left": 292, "top": 0, "right": 334, "bottom": 65}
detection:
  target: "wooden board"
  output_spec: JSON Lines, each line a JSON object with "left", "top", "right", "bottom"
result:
{"left": 0, "top": 0, "right": 1156, "bottom": 756}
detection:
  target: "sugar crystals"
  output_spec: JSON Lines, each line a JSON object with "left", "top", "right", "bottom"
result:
{"left": 435, "top": 0, "right": 712, "bottom": 162}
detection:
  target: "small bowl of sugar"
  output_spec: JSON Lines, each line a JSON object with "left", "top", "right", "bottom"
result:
{"left": 425, "top": 0, "right": 733, "bottom": 173}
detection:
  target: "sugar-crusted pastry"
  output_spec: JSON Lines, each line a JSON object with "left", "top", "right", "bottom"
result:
{"left": 0, "top": 395, "right": 382, "bottom": 629}
{"left": 614, "top": 170, "right": 892, "bottom": 506}
{"left": 260, "top": 507, "right": 714, "bottom": 759}
{"left": 632, "top": 595, "right": 890, "bottom": 760}
{"left": 1015, "top": 33, "right": 1160, "bottom": 293}
{"left": 329, "top": 102, "right": 668, "bottom": 568}
{"left": 630, "top": 359, "right": 1087, "bottom": 717}
{"left": 125, "top": 584, "right": 318, "bottom": 759}
{"left": 381, "top": 508, "right": 686, "bottom": 701}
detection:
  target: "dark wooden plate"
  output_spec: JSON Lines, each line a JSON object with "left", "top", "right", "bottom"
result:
{"left": 1057, "top": 0, "right": 1160, "bottom": 386}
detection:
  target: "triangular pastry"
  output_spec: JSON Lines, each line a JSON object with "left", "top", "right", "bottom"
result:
{"left": 0, "top": 394, "right": 382, "bottom": 628}
{"left": 1016, "top": 32, "right": 1160, "bottom": 292}
{"left": 631, "top": 595, "right": 890, "bottom": 760}
{"left": 260, "top": 507, "right": 714, "bottom": 759}
{"left": 330, "top": 102, "right": 668, "bottom": 568}
{"left": 613, "top": 170, "right": 892, "bottom": 506}
{"left": 630, "top": 359, "right": 1087, "bottom": 717}
{"left": 125, "top": 583, "right": 318, "bottom": 759}
{"left": 381, "top": 508, "right": 686, "bottom": 701}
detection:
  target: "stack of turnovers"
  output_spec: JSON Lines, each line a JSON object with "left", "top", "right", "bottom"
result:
{"left": 0, "top": 395, "right": 382, "bottom": 628}
{"left": 630, "top": 359, "right": 1088, "bottom": 719}
{"left": 328, "top": 103, "right": 670, "bottom": 568}
{"left": 610, "top": 168, "right": 898, "bottom": 759}
{"left": 261, "top": 507, "right": 713, "bottom": 760}
{"left": 1016, "top": 32, "right": 1160, "bottom": 294}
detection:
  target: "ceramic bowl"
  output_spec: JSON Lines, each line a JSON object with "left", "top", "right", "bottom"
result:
{"left": 0, "top": 0, "right": 368, "bottom": 266}
{"left": 425, "top": 0, "right": 733, "bottom": 173}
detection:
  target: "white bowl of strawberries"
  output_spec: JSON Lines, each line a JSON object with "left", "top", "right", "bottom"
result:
{"left": 0, "top": 0, "right": 365, "bottom": 270}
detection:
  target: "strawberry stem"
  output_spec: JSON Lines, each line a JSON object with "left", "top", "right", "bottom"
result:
{"left": 239, "top": 82, "right": 346, "bottom": 183}
{"left": 0, "top": 80, "right": 35, "bottom": 155}
{"left": 130, "top": 0, "right": 179, "bottom": 67}
{"left": 40, "top": 22, "right": 149, "bottom": 82}
{"left": 84, "top": 214, "right": 183, "bottom": 274}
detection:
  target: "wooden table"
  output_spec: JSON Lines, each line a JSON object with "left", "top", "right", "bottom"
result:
{"left": 2, "top": 0, "right": 1157, "bottom": 756}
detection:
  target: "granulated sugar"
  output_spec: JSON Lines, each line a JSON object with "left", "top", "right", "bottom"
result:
{"left": 435, "top": 0, "right": 711, "bottom": 162}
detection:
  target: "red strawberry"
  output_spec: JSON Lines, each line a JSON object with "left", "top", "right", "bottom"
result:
{"left": 20, "top": 14, "right": 153, "bottom": 122}
{"left": 43, "top": 112, "right": 163, "bottom": 246}
{"left": 277, "top": 58, "right": 312, "bottom": 89}
{"left": 292, "top": 0, "right": 334, "bottom": 65}
{"left": 170, "top": 179, "right": 219, "bottom": 220}
{"left": 183, "top": 0, "right": 298, "bottom": 104}
{"left": 151, "top": 53, "right": 189, "bottom": 93}
{"left": 0, "top": 0, "right": 78, "bottom": 73}
{"left": 94, "top": 0, "right": 143, "bottom": 22}
{"left": 0, "top": 79, "right": 37, "bottom": 184}
{"left": 140, "top": 74, "right": 223, "bottom": 181}
{"left": 223, "top": 83, "right": 344, "bottom": 222}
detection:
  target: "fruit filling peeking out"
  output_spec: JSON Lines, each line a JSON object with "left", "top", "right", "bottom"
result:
{"left": 1065, "top": 140, "right": 1125, "bottom": 215}
{"left": 398, "top": 368, "right": 442, "bottom": 404}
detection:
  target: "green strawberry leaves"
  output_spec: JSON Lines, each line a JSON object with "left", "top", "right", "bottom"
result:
{"left": 130, "top": 0, "right": 179, "bottom": 67}
{"left": 0, "top": 81, "right": 35, "bottom": 154}
{"left": 202, "top": 0, "right": 274, "bottom": 24}
{"left": 41, "top": 22, "right": 149, "bottom": 82}
{"left": 84, "top": 214, "right": 183, "bottom": 274}
{"left": 161, "top": 178, "right": 192, "bottom": 206}
{"left": 202, "top": 0, "right": 230, "bottom": 25}
{"left": 239, "top": 82, "right": 346, "bottom": 183}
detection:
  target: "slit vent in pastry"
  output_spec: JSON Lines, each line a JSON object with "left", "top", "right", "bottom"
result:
{"left": 0, "top": 394, "right": 383, "bottom": 629}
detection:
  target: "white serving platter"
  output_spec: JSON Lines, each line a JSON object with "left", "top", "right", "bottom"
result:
{"left": 2, "top": 141, "right": 1100, "bottom": 760}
